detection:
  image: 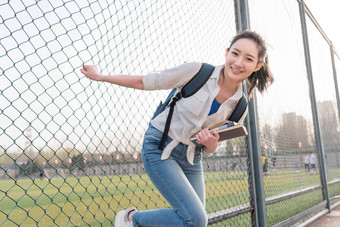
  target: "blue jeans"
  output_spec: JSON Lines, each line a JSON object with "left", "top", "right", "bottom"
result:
{"left": 132, "top": 127, "right": 207, "bottom": 227}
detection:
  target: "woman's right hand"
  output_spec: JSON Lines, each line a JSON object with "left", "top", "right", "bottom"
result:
{"left": 80, "top": 65, "right": 103, "bottom": 81}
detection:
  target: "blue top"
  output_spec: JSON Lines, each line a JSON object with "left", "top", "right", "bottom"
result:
{"left": 151, "top": 98, "right": 221, "bottom": 129}
{"left": 208, "top": 98, "right": 221, "bottom": 116}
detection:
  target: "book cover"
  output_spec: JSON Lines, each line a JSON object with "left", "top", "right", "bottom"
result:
{"left": 191, "top": 122, "right": 248, "bottom": 146}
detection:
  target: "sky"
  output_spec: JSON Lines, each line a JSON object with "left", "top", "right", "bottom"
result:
{"left": 304, "top": 0, "right": 340, "bottom": 53}
{"left": 0, "top": 0, "right": 236, "bottom": 151}
{"left": 0, "top": 0, "right": 339, "bottom": 152}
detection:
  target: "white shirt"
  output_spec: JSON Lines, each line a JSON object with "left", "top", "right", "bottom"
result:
{"left": 142, "top": 62, "right": 248, "bottom": 164}
{"left": 310, "top": 154, "right": 316, "bottom": 164}
{"left": 304, "top": 155, "right": 309, "bottom": 164}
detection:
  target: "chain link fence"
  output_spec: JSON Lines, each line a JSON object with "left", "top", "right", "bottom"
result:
{"left": 0, "top": 0, "right": 339, "bottom": 226}
{"left": 249, "top": 0, "right": 340, "bottom": 225}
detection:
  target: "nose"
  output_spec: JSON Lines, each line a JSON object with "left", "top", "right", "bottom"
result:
{"left": 234, "top": 57, "right": 243, "bottom": 67}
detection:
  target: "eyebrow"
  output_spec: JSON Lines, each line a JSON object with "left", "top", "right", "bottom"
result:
{"left": 233, "top": 48, "right": 256, "bottom": 59}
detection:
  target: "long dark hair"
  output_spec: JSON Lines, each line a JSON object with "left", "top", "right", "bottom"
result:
{"left": 229, "top": 31, "right": 274, "bottom": 98}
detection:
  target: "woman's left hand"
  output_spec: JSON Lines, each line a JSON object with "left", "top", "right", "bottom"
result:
{"left": 196, "top": 128, "right": 220, "bottom": 153}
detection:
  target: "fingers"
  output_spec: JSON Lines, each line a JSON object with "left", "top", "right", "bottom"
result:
{"left": 211, "top": 129, "right": 220, "bottom": 140}
{"left": 80, "top": 65, "right": 97, "bottom": 77}
{"left": 196, "top": 128, "right": 219, "bottom": 141}
{"left": 80, "top": 65, "right": 94, "bottom": 71}
{"left": 196, "top": 128, "right": 209, "bottom": 140}
{"left": 201, "top": 128, "right": 210, "bottom": 137}
{"left": 80, "top": 65, "right": 87, "bottom": 74}
{"left": 196, "top": 128, "right": 219, "bottom": 151}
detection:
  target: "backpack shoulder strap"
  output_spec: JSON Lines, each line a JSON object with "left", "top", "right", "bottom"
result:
{"left": 158, "top": 63, "right": 215, "bottom": 150}
{"left": 181, "top": 63, "right": 215, "bottom": 97}
{"left": 151, "top": 88, "right": 177, "bottom": 120}
{"left": 229, "top": 92, "right": 248, "bottom": 122}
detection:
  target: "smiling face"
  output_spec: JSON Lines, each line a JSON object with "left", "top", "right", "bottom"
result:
{"left": 223, "top": 38, "right": 263, "bottom": 83}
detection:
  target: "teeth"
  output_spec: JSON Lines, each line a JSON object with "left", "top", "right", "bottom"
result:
{"left": 232, "top": 67, "right": 241, "bottom": 73}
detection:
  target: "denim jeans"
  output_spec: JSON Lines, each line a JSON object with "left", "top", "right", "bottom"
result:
{"left": 132, "top": 127, "right": 208, "bottom": 227}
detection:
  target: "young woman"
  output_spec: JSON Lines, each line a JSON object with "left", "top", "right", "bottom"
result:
{"left": 81, "top": 31, "right": 274, "bottom": 227}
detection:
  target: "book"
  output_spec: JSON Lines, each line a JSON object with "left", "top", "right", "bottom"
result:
{"left": 191, "top": 121, "right": 248, "bottom": 146}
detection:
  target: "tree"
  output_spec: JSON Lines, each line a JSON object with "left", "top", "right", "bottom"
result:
{"left": 71, "top": 153, "right": 86, "bottom": 170}
{"left": 274, "top": 112, "right": 311, "bottom": 153}
{"left": 24, "top": 125, "right": 35, "bottom": 160}
{"left": 19, "top": 159, "right": 41, "bottom": 177}
{"left": 317, "top": 101, "right": 340, "bottom": 146}
{"left": 261, "top": 124, "right": 275, "bottom": 151}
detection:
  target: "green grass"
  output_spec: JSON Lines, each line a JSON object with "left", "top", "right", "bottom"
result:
{"left": 267, "top": 189, "right": 323, "bottom": 226}
{"left": 0, "top": 169, "right": 339, "bottom": 226}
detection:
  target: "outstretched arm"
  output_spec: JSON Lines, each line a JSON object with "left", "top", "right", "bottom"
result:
{"left": 80, "top": 65, "right": 144, "bottom": 90}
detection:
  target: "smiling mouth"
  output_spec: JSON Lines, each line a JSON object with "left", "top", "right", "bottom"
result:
{"left": 231, "top": 66, "right": 243, "bottom": 74}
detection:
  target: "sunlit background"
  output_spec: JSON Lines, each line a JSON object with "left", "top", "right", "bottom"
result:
{"left": 0, "top": 0, "right": 339, "bottom": 226}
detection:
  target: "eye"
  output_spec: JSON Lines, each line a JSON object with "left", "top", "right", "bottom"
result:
{"left": 231, "top": 51, "right": 238, "bottom": 56}
{"left": 246, "top": 58, "right": 254, "bottom": 62}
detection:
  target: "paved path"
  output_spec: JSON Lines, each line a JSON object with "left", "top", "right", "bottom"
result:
{"left": 306, "top": 203, "right": 340, "bottom": 227}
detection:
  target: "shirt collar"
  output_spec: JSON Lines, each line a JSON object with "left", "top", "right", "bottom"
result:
{"left": 230, "top": 83, "right": 243, "bottom": 101}
{"left": 211, "top": 65, "right": 222, "bottom": 79}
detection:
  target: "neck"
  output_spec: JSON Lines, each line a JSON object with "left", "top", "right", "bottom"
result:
{"left": 218, "top": 67, "right": 239, "bottom": 93}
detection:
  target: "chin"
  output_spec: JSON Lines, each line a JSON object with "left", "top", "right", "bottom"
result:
{"left": 230, "top": 73, "right": 245, "bottom": 81}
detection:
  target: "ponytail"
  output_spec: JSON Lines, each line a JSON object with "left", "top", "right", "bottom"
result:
{"left": 247, "top": 55, "right": 274, "bottom": 98}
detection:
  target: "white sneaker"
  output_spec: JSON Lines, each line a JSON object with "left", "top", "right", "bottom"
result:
{"left": 115, "top": 207, "right": 137, "bottom": 227}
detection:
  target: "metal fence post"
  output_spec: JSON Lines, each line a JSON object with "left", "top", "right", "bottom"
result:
{"left": 330, "top": 43, "right": 340, "bottom": 123}
{"left": 234, "top": 0, "right": 267, "bottom": 226}
{"left": 299, "top": 0, "right": 330, "bottom": 211}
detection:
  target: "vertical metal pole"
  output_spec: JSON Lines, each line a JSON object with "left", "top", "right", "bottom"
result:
{"left": 299, "top": 0, "right": 330, "bottom": 211}
{"left": 234, "top": 0, "right": 250, "bottom": 31}
{"left": 330, "top": 42, "right": 340, "bottom": 123}
{"left": 234, "top": 0, "right": 267, "bottom": 226}
{"left": 247, "top": 92, "right": 268, "bottom": 227}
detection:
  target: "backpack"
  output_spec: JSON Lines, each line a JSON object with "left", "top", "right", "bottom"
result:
{"left": 152, "top": 63, "right": 248, "bottom": 150}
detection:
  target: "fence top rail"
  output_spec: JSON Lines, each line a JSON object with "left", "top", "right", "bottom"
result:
{"left": 297, "top": 0, "right": 340, "bottom": 59}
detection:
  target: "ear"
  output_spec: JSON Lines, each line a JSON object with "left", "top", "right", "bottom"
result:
{"left": 254, "top": 62, "right": 263, "bottom": 72}
{"left": 225, "top": 48, "right": 229, "bottom": 57}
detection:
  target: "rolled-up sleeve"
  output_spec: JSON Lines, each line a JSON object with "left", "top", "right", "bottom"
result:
{"left": 142, "top": 62, "right": 202, "bottom": 90}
